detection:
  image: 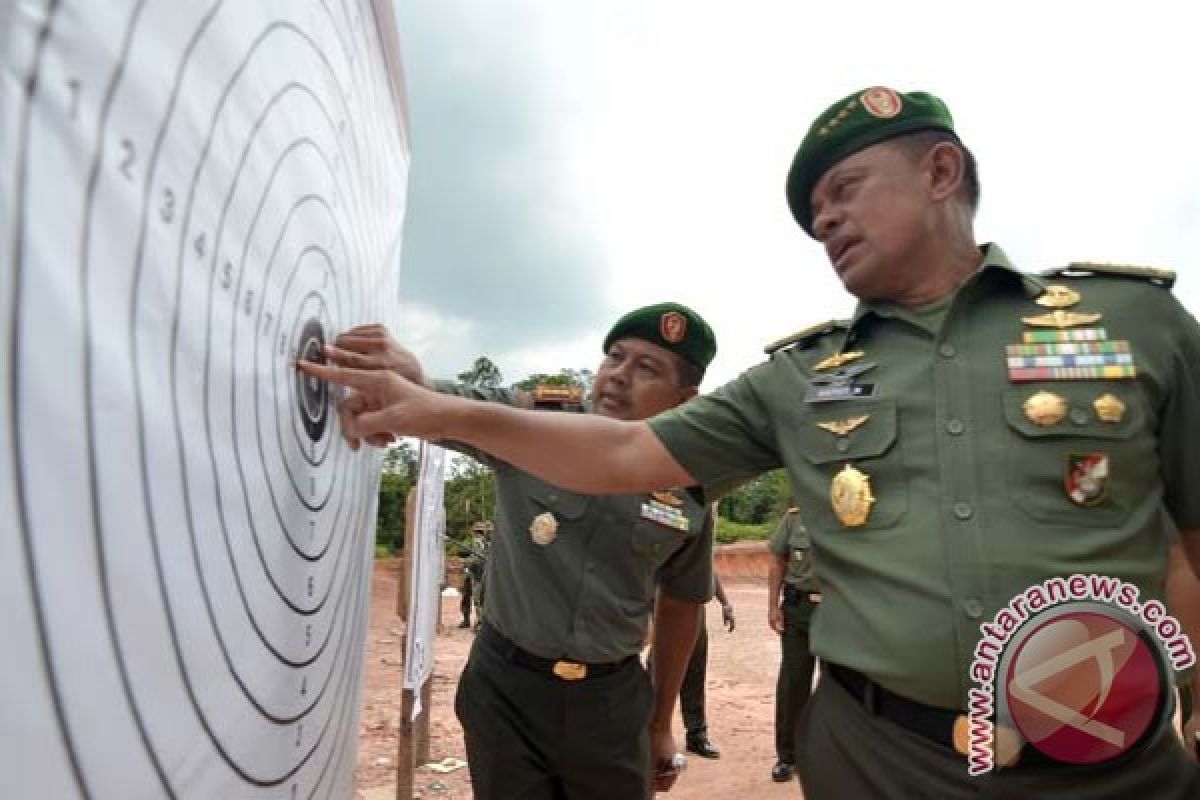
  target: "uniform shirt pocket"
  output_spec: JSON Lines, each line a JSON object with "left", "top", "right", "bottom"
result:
{"left": 522, "top": 476, "right": 591, "bottom": 534}
{"left": 1001, "top": 386, "right": 1155, "bottom": 525}
{"left": 784, "top": 400, "right": 908, "bottom": 531}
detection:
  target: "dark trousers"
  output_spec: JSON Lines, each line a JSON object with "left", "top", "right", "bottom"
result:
{"left": 455, "top": 628, "right": 653, "bottom": 800}
{"left": 679, "top": 612, "right": 709, "bottom": 739}
{"left": 796, "top": 667, "right": 1200, "bottom": 800}
{"left": 775, "top": 593, "right": 816, "bottom": 764}
{"left": 459, "top": 574, "right": 474, "bottom": 623}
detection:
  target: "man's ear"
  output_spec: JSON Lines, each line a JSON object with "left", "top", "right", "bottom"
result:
{"left": 927, "top": 141, "right": 965, "bottom": 203}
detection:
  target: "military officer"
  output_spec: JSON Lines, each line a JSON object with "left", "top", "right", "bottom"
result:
{"left": 766, "top": 506, "right": 818, "bottom": 783}
{"left": 301, "top": 87, "right": 1200, "bottom": 798}
{"left": 458, "top": 521, "right": 490, "bottom": 629}
{"left": 316, "top": 308, "right": 717, "bottom": 799}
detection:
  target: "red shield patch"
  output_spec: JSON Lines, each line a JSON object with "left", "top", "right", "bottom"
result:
{"left": 660, "top": 311, "right": 687, "bottom": 344}
{"left": 1066, "top": 453, "right": 1109, "bottom": 506}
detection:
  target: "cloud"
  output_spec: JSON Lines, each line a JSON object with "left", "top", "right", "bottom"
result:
{"left": 392, "top": 1, "right": 1200, "bottom": 389}
{"left": 392, "top": 1, "right": 615, "bottom": 379}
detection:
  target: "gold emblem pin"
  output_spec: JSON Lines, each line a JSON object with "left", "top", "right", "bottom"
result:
{"left": 651, "top": 490, "right": 683, "bottom": 507}
{"left": 813, "top": 351, "right": 865, "bottom": 371}
{"left": 1093, "top": 393, "right": 1126, "bottom": 423}
{"left": 817, "top": 415, "right": 870, "bottom": 437}
{"left": 831, "top": 464, "right": 874, "bottom": 527}
{"left": 1023, "top": 391, "right": 1068, "bottom": 426}
{"left": 1035, "top": 285, "right": 1081, "bottom": 309}
{"left": 1021, "top": 310, "right": 1103, "bottom": 329}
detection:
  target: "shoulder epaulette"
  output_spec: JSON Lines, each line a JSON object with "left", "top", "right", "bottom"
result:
{"left": 764, "top": 319, "right": 849, "bottom": 355}
{"left": 1042, "top": 262, "right": 1176, "bottom": 289}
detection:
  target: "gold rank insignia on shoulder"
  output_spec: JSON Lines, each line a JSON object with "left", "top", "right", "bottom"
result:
{"left": 831, "top": 464, "right": 874, "bottom": 527}
{"left": 1093, "top": 393, "right": 1126, "bottom": 423}
{"left": 813, "top": 350, "right": 865, "bottom": 371}
{"left": 816, "top": 415, "right": 870, "bottom": 436}
{"left": 650, "top": 490, "right": 683, "bottom": 507}
{"left": 1035, "top": 285, "right": 1081, "bottom": 309}
{"left": 1021, "top": 310, "right": 1103, "bottom": 329}
{"left": 1023, "top": 391, "right": 1068, "bottom": 426}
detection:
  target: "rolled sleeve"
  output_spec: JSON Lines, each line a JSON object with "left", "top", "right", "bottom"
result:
{"left": 657, "top": 510, "right": 716, "bottom": 603}
{"left": 647, "top": 369, "right": 782, "bottom": 497}
{"left": 431, "top": 380, "right": 524, "bottom": 466}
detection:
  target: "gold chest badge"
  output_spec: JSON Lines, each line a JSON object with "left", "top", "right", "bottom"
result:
{"left": 1093, "top": 393, "right": 1126, "bottom": 423}
{"left": 1022, "top": 391, "right": 1069, "bottom": 426}
{"left": 831, "top": 465, "right": 874, "bottom": 527}
{"left": 1035, "top": 285, "right": 1081, "bottom": 309}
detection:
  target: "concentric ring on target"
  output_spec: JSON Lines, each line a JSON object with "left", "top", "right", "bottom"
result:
{"left": 296, "top": 318, "right": 328, "bottom": 443}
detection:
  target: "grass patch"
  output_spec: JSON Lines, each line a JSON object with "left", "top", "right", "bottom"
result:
{"left": 715, "top": 518, "right": 773, "bottom": 544}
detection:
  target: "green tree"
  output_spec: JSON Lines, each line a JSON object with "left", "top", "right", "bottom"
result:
{"left": 718, "top": 469, "right": 791, "bottom": 525}
{"left": 375, "top": 440, "right": 418, "bottom": 554}
{"left": 443, "top": 456, "right": 497, "bottom": 548}
{"left": 512, "top": 367, "right": 594, "bottom": 395}
{"left": 458, "top": 356, "right": 503, "bottom": 388}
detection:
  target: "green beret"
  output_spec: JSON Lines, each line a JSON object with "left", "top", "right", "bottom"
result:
{"left": 785, "top": 86, "right": 957, "bottom": 237}
{"left": 602, "top": 302, "right": 716, "bottom": 373}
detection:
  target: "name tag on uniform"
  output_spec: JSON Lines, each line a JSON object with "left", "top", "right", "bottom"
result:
{"left": 640, "top": 498, "right": 690, "bottom": 532}
{"left": 804, "top": 383, "right": 875, "bottom": 403}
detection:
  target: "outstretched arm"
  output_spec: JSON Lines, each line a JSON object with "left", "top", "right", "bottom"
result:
{"left": 296, "top": 360, "right": 695, "bottom": 494}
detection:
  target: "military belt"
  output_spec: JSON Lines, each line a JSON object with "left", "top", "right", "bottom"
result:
{"left": 783, "top": 584, "right": 820, "bottom": 604}
{"left": 827, "top": 663, "right": 1066, "bottom": 768}
{"left": 478, "top": 622, "right": 634, "bottom": 682}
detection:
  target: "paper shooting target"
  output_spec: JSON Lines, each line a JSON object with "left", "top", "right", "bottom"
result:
{"left": 0, "top": 1, "right": 409, "bottom": 797}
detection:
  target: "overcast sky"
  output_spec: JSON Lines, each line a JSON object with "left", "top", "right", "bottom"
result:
{"left": 391, "top": 1, "right": 1200, "bottom": 390}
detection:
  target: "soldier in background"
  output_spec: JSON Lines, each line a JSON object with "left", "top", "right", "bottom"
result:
{"left": 766, "top": 506, "right": 818, "bottom": 783}
{"left": 458, "top": 521, "right": 491, "bottom": 630}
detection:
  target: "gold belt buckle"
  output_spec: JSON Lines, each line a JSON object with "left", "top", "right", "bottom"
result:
{"left": 951, "top": 716, "right": 1022, "bottom": 766}
{"left": 552, "top": 660, "right": 588, "bottom": 681}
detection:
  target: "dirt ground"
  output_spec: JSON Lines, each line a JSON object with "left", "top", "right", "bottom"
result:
{"left": 354, "top": 561, "right": 804, "bottom": 799}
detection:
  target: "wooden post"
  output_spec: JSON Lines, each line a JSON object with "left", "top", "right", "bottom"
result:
{"left": 393, "top": 472, "right": 433, "bottom": 797}
{"left": 396, "top": 689, "right": 416, "bottom": 800}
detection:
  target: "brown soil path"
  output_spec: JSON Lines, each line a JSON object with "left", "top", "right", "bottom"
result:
{"left": 355, "top": 562, "right": 804, "bottom": 799}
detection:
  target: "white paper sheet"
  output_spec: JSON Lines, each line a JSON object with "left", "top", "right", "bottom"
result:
{"left": 0, "top": 1, "right": 409, "bottom": 797}
{"left": 403, "top": 444, "right": 447, "bottom": 719}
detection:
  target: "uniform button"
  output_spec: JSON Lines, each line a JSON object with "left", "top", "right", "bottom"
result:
{"left": 953, "top": 502, "right": 973, "bottom": 520}
{"left": 1069, "top": 408, "right": 1089, "bottom": 426}
{"left": 946, "top": 419, "right": 965, "bottom": 435}
{"left": 836, "top": 438, "right": 851, "bottom": 452}
{"left": 939, "top": 343, "right": 957, "bottom": 358}
{"left": 963, "top": 599, "right": 984, "bottom": 619}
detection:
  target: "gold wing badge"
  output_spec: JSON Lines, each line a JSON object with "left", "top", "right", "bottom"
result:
{"left": 813, "top": 351, "right": 865, "bottom": 371}
{"left": 1021, "top": 310, "right": 1103, "bottom": 328}
{"left": 816, "top": 415, "right": 870, "bottom": 437}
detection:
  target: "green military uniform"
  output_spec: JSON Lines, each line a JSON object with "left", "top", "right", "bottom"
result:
{"left": 458, "top": 530, "right": 488, "bottom": 628}
{"left": 648, "top": 248, "right": 1200, "bottom": 798}
{"left": 441, "top": 382, "right": 715, "bottom": 800}
{"left": 767, "top": 507, "right": 819, "bottom": 772}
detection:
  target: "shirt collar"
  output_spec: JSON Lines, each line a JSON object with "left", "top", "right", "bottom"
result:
{"left": 847, "top": 243, "right": 1045, "bottom": 329}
